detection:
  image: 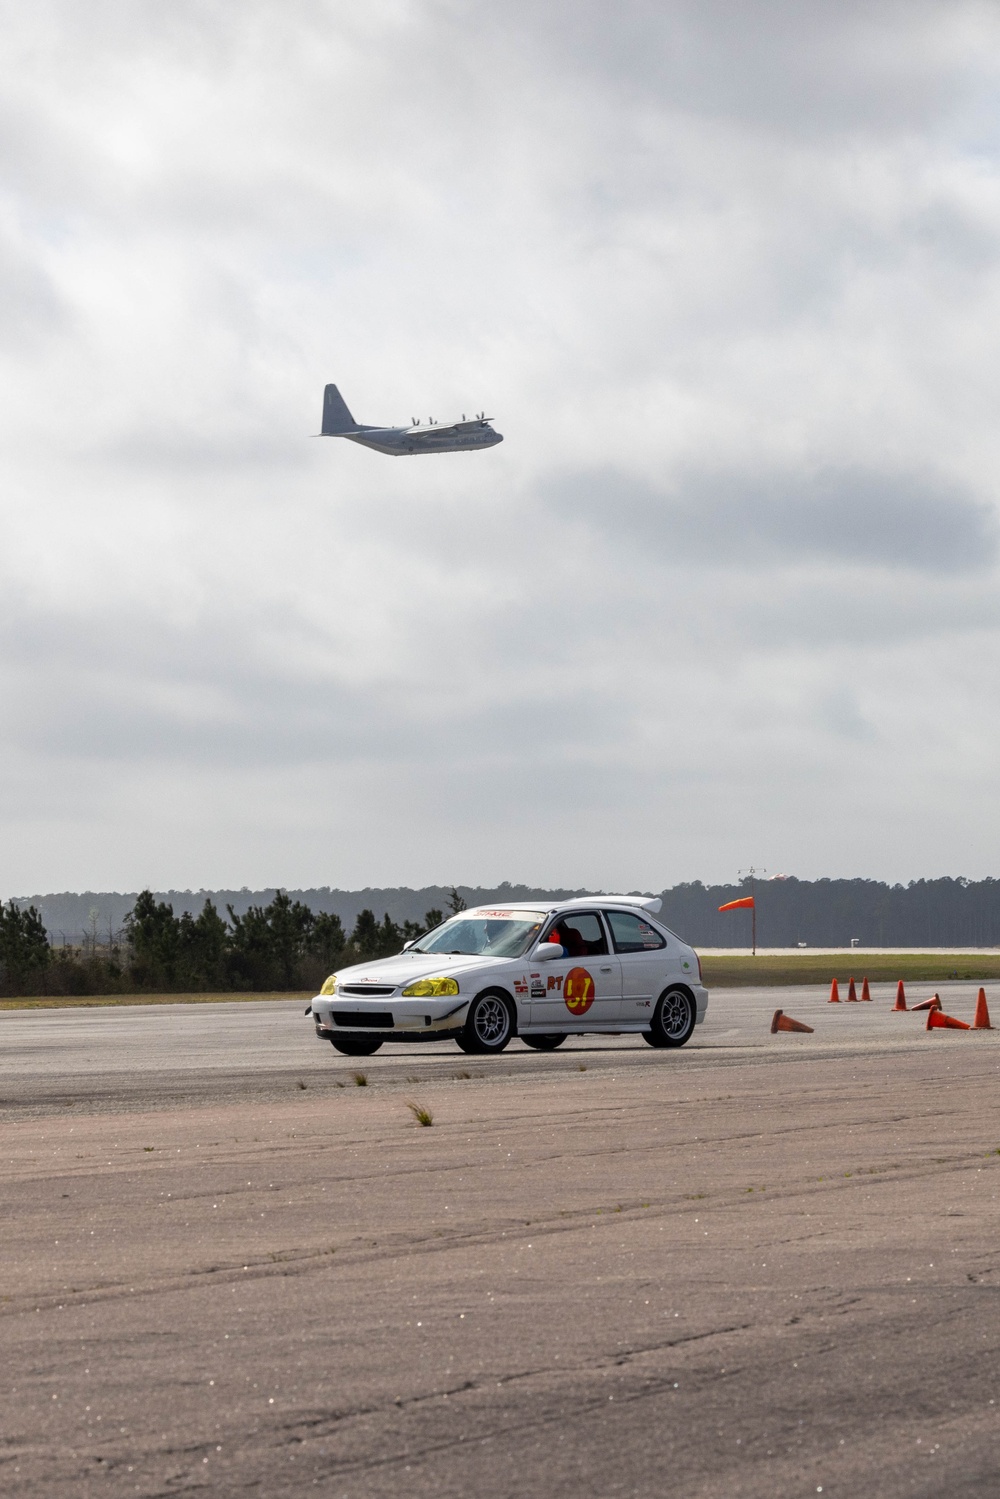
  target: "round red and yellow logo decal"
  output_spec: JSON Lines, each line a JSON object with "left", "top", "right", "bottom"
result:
{"left": 564, "top": 967, "right": 595, "bottom": 1015}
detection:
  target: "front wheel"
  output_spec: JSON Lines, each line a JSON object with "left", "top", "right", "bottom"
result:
{"left": 643, "top": 987, "right": 696, "bottom": 1049}
{"left": 460, "top": 991, "right": 514, "bottom": 1054}
{"left": 522, "top": 1034, "right": 567, "bottom": 1051}
{"left": 329, "top": 1035, "right": 383, "bottom": 1056}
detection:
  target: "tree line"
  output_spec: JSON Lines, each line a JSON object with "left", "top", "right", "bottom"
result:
{"left": 4, "top": 875, "right": 999, "bottom": 996}
{"left": 660, "top": 876, "right": 1000, "bottom": 948}
{"left": 0, "top": 889, "right": 463, "bottom": 998}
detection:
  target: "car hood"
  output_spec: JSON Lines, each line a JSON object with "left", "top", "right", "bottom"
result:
{"left": 328, "top": 952, "right": 507, "bottom": 990}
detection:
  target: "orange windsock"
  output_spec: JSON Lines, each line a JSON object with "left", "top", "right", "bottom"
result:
{"left": 912, "top": 994, "right": 942, "bottom": 1013}
{"left": 846, "top": 977, "right": 858, "bottom": 1002}
{"left": 828, "top": 978, "right": 841, "bottom": 1003}
{"left": 718, "top": 896, "right": 755, "bottom": 911}
{"left": 771, "top": 1009, "right": 814, "bottom": 1034}
{"left": 860, "top": 976, "right": 872, "bottom": 1002}
{"left": 973, "top": 988, "right": 992, "bottom": 1030}
{"left": 927, "top": 1008, "right": 970, "bottom": 1031}
{"left": 892, "top": 980, "right": 907, "bottom": 1012}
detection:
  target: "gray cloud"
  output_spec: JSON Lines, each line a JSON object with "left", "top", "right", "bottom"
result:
{"left": 468, "top": 0, "right": 998, "bottom": 135}
{"left": 544, "top": 465, "right": 998, "bottom": 573}
{"left": 0, "top": 583, "right": 628, "bottom": 771}
{"left": 0, "top": 228, "right": 66, "bottom": 350}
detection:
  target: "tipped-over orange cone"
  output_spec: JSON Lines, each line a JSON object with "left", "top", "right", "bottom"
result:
{"left": 860, "top": 976, "right": 872, "bottom": 1002}
{"left": 911, "top": 994, "right": 942, "bottom": 1013}
{"left": 846, "top": 977, "right": 858, "bottom": 1002}
{"left": 828, "top": 978, "right": 841, "bottom": 1003}
{"left": 927, "top": 1008, "right": 970, "bottom": 1031}
{"left": 973, "top": 988, "right": 992, "bottom": 1030}
{"left": 771, "top": 1009, "right": 814, "bottom": 1034}
{"left": 892, "top": 980, "right": 907, "bottom": 1012}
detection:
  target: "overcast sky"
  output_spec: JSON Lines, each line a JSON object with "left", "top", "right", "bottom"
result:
{"left": 3, "top": 0, "right": 1000, "bottom": 895}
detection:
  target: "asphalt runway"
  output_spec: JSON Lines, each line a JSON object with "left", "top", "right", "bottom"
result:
{"left": 3, "top": 983, "right": 1000, "bottom": 1497}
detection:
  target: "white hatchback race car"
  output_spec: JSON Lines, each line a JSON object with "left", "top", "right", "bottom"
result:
{"left": 309, "top": 897, "right": 708, "bottom": 1057}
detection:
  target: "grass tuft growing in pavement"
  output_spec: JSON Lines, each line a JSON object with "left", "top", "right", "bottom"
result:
{"left": 406, "top": 1101, "right": 434, "bottom": 1127}
{"left": 352, "top": 1072, "right": 368, "bottom": 1087}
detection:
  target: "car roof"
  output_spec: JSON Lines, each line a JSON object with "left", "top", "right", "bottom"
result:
{"left": 466, "top": 895, "right": 662, "bottom": 916}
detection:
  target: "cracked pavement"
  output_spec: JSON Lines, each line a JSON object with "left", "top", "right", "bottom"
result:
{"left": 2, "top": 986, "right": 1000, "bottom": 1496}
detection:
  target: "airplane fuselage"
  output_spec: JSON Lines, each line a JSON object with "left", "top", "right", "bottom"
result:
{"left": 343, "top": 422, "right": 503, "bottom": 456}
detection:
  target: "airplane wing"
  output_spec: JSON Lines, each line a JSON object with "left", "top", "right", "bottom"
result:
{"left": 406, "top": 419, "right": 492, "bottom": 439}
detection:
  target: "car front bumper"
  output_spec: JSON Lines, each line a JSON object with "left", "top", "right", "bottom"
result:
{"left": 311, "top": 995, "right": 470, "bottom": 1038}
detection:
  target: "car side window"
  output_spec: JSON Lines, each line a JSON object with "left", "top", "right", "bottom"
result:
{"left": 547, "top": 911, "right": 608, "bottom": 958}
{"left": 605, "top": 911, "right": 666, "bottom": 954}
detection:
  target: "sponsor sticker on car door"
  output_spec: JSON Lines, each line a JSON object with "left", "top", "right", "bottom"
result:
{"left": 563, "top": 967, "right": 595, "bottom": 1015}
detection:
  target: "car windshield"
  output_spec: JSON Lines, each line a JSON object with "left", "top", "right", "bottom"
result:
{"left": 411, "top": 909, "right": 546, "bottom": 958}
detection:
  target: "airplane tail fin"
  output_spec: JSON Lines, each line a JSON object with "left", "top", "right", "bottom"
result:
{"left": 321, "top": 384, "right": 359, "bottom": 435}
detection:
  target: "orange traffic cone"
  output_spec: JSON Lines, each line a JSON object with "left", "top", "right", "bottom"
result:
{"left": 973, "top": 989, "right": 992, "bottom": 1030}
{"left": 911, "top": 994, "right": 942, "bottom": 1013}
{"left": 846, "top": 977, "right": 858, "bottom": 1002}
{"left": 860, "top": 976, "right": 872, "bottom": 1002}
{"left": 771, "top": 1009, "right": 814, "bottom": 1034}
{"left": 927, "top": 1008, "right": 970, "bottom": 1031}
{"left": 828, "top": 978, "right": 841, "bottom": 1003}
{"left": 892, "top": 980, "right": 907, "bottom": 1012}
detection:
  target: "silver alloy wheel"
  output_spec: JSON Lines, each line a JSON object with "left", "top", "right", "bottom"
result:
{"left": 643, "top": 987, "right": 696, "bottom": 1048}
{"left": 473, "top": 994, "right": 511, "bottom": 1047}
{"left": 660, "top": 989, "right": 693, "bottom": 1040}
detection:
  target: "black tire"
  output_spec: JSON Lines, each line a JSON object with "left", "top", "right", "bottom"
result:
{"left": 329, "top": 1035, "right": 384, "bottom": 1056}
{"left": 644, "top": 987, "right": 696, "bottom": 1049}
{"left": 460, "top": 991, "right": 514, "bottom": 1054}
{"left": 454, "top": 1034, "right": 477, "bottom": 1054}
{"left": 522, "top": 1034, "right": 567, "bottom": 1051}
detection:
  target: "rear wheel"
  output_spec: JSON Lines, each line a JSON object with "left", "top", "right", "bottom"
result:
{"left": 460, "top": 991, "right": 514, "bottom": 1054}
{"left": 643, "top": 987, "right": 696, "bottom": 1049}
{"left": 329, "top": 1035, "right": 384, "bottom": 1056}
{"left": 522, "top": 1034, "right": 567, "bottom": 1051}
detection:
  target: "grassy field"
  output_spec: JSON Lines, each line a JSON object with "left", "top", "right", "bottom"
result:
{"left": 700, "top": 952, "right": 1000, "bottom": 987}
{"left": 0, "top": 991, "right": 314, "bottom": 1012}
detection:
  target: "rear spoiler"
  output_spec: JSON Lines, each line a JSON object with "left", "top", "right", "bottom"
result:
{"left": 559, "top": 894, "right": 663, "bottom": 915}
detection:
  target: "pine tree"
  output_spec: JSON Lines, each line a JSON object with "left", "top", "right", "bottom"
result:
{"left": 125, "top": 891, "right": 181, "bottom": 984}
{"left": 0, "top": 901, "right": 51, "bottom": 980}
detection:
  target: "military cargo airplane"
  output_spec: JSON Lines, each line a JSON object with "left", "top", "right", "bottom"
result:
{"left": 320, "top": 384, "right": 503, "bottom": 456}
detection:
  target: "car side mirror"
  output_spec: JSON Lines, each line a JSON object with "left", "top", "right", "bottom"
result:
{"left": 402, "top": 939, "right": 414, "bottom": 950}
{"left": 531, "top": 941, "right": 564, "bottom": 961}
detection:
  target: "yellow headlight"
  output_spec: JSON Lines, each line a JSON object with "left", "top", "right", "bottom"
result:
{"left": 319, "top": 974, "right": 338, "bottom": 996}
{"left": 402, "top": 976, "right": 460, "bottom": 998}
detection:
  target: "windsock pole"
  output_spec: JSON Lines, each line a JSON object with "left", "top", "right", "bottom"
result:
{"left": 718, "top": 889, "right": 758, "bottom": 956}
